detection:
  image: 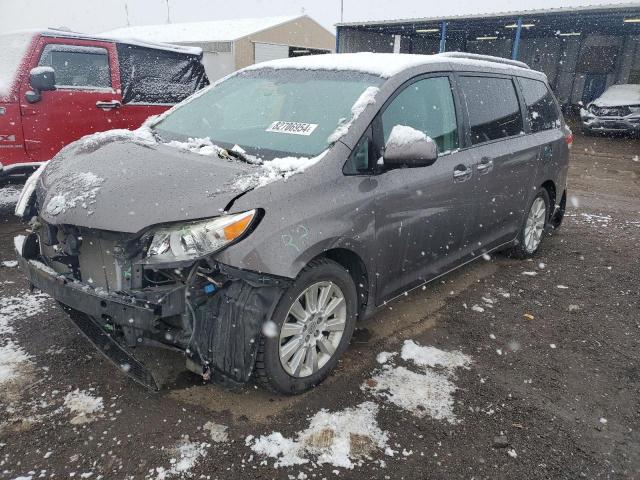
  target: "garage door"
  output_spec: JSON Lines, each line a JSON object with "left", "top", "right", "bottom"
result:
{"left": 254, "top": 43, "right": 289, "bottom": 64}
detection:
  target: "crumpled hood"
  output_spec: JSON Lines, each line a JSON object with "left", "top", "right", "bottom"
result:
{"left": 38, "top": 139, "right": 260, "bottom": 233}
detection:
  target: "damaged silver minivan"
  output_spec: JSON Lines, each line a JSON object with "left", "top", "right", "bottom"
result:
{"left": 15, "top": 52, "right": 571, "bottom": 394}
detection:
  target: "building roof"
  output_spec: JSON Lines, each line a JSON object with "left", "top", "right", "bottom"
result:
{"left": 102, "top": 15, "right": 306, "bottom": 44}
{"left": 335, "top": 2, "right": 640, "bottom": 27}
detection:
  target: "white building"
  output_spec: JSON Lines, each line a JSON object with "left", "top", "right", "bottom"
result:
{"left": 105, "top": 15, "right": 335, "bottom": 81}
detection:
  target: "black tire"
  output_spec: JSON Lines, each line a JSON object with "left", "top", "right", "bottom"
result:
{"left": 510, "top": 189, "right": 550, "bottom": 259}
{"left": 255, "top": 258, "right": 358, "bottom": 395}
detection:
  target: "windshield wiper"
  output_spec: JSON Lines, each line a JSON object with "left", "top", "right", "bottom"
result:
{"left": 225, "top": 148, "right": 250, "bottom": 163}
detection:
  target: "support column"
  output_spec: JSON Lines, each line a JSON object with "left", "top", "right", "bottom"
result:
{"left": 512, "top": 17, "right": 523, "bottom": 60}
{"left": 439, "top": 21, "right": 448, "bottom": 53}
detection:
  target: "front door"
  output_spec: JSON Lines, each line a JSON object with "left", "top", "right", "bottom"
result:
{"left": 373, "top": 75, "right": 476, "bottom": 302}
{"left": 20, "top": 38, "right": 123, "bottom": 162}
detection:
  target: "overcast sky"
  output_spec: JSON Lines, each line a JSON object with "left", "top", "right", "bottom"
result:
{"left": 0, "top": 0, "right": 635, "bottom": 35}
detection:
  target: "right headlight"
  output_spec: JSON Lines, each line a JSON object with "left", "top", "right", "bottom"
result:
{"left": 144, "top": 210, "right": 257, "bottom": 262}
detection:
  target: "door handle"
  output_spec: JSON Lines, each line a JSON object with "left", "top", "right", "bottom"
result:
{"left": 453, "top": 165, "right": 472, "bottom": 182}
{"left": 96, "top": 100, "right": 121, "bottom": 110}
{"left": 477, "top": 157, "right": 494, "bottom": 174}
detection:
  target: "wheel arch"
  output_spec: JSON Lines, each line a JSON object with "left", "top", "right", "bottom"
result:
{"left": 311, "top": 248, "right": 370, "bottom": 316}
{"left": 540, "top": 179, "right": 556, "bottom": 218}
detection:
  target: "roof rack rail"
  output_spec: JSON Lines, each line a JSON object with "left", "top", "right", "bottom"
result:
{"left": 439, "top": 52, "right": 530, "bottom": 70}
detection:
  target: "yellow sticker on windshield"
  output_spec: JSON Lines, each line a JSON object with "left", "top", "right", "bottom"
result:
{"left": 266, "top": 121, "right": 318, "bottom": 136}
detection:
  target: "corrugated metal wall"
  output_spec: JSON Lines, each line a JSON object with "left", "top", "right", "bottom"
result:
{"left": 338, "top": 25, "right": 640, "bottom": 106}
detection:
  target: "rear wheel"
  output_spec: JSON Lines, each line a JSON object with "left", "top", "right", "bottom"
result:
{"left": 510, "top": 190, "right": 550, "bottom": 258}
{"left": 255, "top": 258, "right": 357, "bottom": 394}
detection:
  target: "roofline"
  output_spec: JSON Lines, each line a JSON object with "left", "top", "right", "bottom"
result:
{"left": 335, "top": 2, "right": 640, "bottom": 27}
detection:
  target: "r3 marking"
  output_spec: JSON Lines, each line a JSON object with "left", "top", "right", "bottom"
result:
{"left": 282, "top": 225, "right": 309, "bottom": 252}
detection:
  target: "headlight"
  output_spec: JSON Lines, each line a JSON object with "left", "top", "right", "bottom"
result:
{"left": 145, "top": 210, "right": 257, "bottom": 262}
{"left": 629, "top": 105, "right": 640, "bottom": 114}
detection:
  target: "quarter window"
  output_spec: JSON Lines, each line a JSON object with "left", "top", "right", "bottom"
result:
{"left": 38, "top": 44, "right": 111, "bottom": 89}
{"left": 459, "top": 76, "right": 523, "bottom": 145}
{"left": 381, "top": 76, "right": 459, "bottom": 153}
{"left": 518, "top": 78, "right": 561, "bottom": 132}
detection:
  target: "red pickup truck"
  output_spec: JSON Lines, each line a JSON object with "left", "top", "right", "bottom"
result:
{"left": 0, "top": 29, "right": 209, "bottom": 179}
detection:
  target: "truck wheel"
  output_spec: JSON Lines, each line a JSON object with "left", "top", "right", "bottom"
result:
{"left": 510, "top": 190, "right": 550, "bottom": 259}
{"left": 255, "top": 258, "right": 357, "bottom": 394}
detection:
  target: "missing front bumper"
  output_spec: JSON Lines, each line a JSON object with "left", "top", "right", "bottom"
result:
{"left": 17, "top": 238, "right": 289, "bottom": 389}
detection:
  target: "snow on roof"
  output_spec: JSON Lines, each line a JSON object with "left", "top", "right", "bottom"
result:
{"left": 593, "top": 84, "right": 640, "bottom": 107}
{"left": 102, "top": 15, "right": 304, "bottom": 44}
{"left": 243, "top": 52, "right": 533, "bottom": 78}
{"left": 336, "top": 3, "right": 640, "bottom": 27}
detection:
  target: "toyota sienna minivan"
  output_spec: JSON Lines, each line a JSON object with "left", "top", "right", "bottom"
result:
{"left": 15, "top": 52, "right": 571, "bottom": 394}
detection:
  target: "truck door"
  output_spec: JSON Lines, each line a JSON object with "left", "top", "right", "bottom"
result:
{"left": 20, "top": 38, "right": 122, "bottom": 162}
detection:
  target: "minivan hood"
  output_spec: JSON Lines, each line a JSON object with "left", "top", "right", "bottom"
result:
{"left": 38, "top": 140, "right": 261, "bottom": 233}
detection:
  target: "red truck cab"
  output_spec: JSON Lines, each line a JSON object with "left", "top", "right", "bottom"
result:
{"left": 0, "top": 29, "right": 208, "bottom": 178}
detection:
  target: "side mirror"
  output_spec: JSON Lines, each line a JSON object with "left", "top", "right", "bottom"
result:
{"left": 382, "top": 125, "right": 438, "bottom": 168}
{"left": 26, "top": 67, "right": 56, "bottom": 104}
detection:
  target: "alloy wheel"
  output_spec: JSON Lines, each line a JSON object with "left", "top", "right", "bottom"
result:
{"left": 278, "top": 281, "right": 347, "bottom": 378}
{"left": 524, "top": 197, "right": 546, "bottom": 253}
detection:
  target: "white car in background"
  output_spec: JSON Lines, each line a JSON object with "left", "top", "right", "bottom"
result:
{"left": 580, "top": 84, "right": 640, "bottom": 136}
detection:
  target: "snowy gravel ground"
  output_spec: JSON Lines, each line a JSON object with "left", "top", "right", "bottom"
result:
{"left": 0, "top": 131, "right": 638, "bottom": 479}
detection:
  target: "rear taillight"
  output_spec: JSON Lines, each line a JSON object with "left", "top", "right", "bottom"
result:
{"left": 564, "top": 127, "right": 573, "bottom": 149}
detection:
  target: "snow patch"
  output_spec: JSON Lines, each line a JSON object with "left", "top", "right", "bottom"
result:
{"left": 1, "top": 260, "right": 18, "bottom": 268}
{"left": 0, "top": 185, "right": 22, "bottom": 209}
{"left": 0, "top": 31, "right": 35, "bottom": 98}
{"left": 249, "top": 402, "right": 389, "bottom": 469}
{"left": 244, "top": 52, "right": 532, "bottom": 79}
{"left": 203, "top": 421, "right": 228, "bottom": 443}
{"left": 591, "top": 84, "right": 640, "bottom": 107}
{"left": 364, "top": 341, "right": 471, "bottom": 423}
{"left": 45, "top": 172, "right": 104, "bottom": 216}
{"left": 63, "top": 389, "right": 104, "bottom": 424}
{"left": 0, "top": 292, "right": 50, "bottom": 336}
{"left": 327, "top": 86, "right": 379, "bottom": 143}
{"left": 400, "top": 340, "right": 472, "bottom": 371}
{"left": 153, "top": 438, "right": 210, "bottom": 479}
{"left": 0, "top": 341, "right": 31, "bottom": 385}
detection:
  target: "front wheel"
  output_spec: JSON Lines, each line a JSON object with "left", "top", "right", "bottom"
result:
{"left": 510, "top": 190, "right": 550, "bottom": 259}
{"left": 255, "top": 258, "right": 358, "bottom": 394}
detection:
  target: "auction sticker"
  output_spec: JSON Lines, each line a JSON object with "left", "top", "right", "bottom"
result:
{"left": 266, "top": 121, "right": 318, "bottom": 136}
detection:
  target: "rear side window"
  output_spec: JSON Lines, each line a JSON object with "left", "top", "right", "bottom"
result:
{"left": 116, "top": 44, "right": 209, "bottom": 104}
{"left": 459, "top": 76, "right": 523, "bottom": 145}
{"left": 38, "top": 44, "right": 111, "bottom": 88}
{"left": 518, "top": 78, "right": 561, "bottom": 132}
{"left": 381, "top": 76, "right": 459, "bottom": 153}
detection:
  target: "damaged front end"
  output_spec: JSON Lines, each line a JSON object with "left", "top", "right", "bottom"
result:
{"left": 17, "top": 216, "right": 289, "bottom": 390}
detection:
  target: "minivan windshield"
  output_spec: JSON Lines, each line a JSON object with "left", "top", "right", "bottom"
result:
{"left": 0, "top": 31, "right": 35, "bottom": 98}
{"left": 154, "top": 69, "right": 384, "bottom": 158}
